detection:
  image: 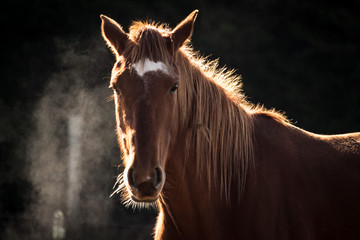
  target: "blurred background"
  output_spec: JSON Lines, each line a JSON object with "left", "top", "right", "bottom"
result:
{"left": 1, "top": 0, "right": 359, "bottom": 239}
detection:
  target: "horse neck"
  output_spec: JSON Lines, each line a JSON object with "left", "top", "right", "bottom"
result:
{"left": 156, "top": 63, "right": 254, "bottom": 239}
{"left": 159, "top": 136, "right": 228, "bottom": 240}
{"left": 176, "top": 56, "right": 254, "bottom": 202}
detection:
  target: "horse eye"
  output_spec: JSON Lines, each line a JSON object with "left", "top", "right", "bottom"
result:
{"left": 169, "top": 83, "right": 178, "bottom": 94}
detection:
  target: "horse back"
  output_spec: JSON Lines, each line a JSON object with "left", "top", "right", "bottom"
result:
{"left": 243, "top": 113, "right": 360, "bottom": 240}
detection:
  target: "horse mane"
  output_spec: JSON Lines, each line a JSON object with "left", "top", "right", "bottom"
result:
{"left": 126, "top": 21, "right": 287, "bottom": 203}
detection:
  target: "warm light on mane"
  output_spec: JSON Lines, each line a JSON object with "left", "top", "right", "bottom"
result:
{"left": 124, "top": 21, "right": 287, "bottom": 203}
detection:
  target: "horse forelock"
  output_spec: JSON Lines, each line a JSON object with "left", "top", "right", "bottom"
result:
{"left": 126, "top": 21, "right": 173, "bottom": 66}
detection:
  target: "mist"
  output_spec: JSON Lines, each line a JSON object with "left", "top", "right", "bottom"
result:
{"left": 4, "top": 37, "right": 156, "bottom": 240}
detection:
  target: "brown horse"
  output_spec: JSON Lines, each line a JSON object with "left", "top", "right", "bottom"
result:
{"left": 101, "top": 10, "right": 360, "bottom": 240}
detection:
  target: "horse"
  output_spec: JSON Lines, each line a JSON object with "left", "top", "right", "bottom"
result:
{"left": 100, "top": 10, "right": 360, "bottom": 240}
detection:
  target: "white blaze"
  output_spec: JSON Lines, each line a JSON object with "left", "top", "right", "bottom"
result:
{"left": 133, "top": 58, "right": 170, "bottom": 77}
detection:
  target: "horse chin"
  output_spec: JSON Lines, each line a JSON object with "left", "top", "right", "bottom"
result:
{"left": 130, "top": 194, "right": 159, "bottom": 203}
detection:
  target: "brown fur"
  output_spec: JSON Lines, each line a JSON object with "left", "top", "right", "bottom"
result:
{"left": 101, "top": 11, "right": 360, "bottom": 240}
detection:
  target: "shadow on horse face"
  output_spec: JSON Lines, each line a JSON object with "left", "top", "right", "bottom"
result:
{"left": 113, "top": 59, "right": 179, "bottom": 202}
{"left": 101, "top": 11, "right": 197, "bottom": 204}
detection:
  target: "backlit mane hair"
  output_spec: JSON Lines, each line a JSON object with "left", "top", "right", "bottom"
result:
{"left": 126, "top": 21, "right": 287, "bottom": 202}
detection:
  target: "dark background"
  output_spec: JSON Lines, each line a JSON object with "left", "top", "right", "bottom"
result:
{"left": 1, "top": 0, "right": 359, "bottom": 239}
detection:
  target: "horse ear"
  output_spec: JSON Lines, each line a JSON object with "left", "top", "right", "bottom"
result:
{"left": 171, "top": 10, "right": 199, "bottom": 51}
{"left": 100, "top": 15, "right": 129, "bottom": 57}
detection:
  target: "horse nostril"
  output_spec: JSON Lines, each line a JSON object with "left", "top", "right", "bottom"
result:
{"left": 127, "top": 168, "right": 137, "bottom": 191}
{"left": 127, "top": 167, "right": 163, "bottom": 194}
{"left": 155, "top": 167, "right": 163, "bottom": 189}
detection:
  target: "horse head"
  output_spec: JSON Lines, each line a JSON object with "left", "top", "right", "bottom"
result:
{"left": 101, "top": 11, "right": 198, "bottom": 203}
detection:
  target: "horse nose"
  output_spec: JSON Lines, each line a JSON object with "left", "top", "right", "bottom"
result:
{"left": 127, "top": 167, "right": 163, "bottom": 197}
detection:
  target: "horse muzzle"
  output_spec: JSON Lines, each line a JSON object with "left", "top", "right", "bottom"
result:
{"left": 125, "top": 166, "right": 164, "bottom": 202}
